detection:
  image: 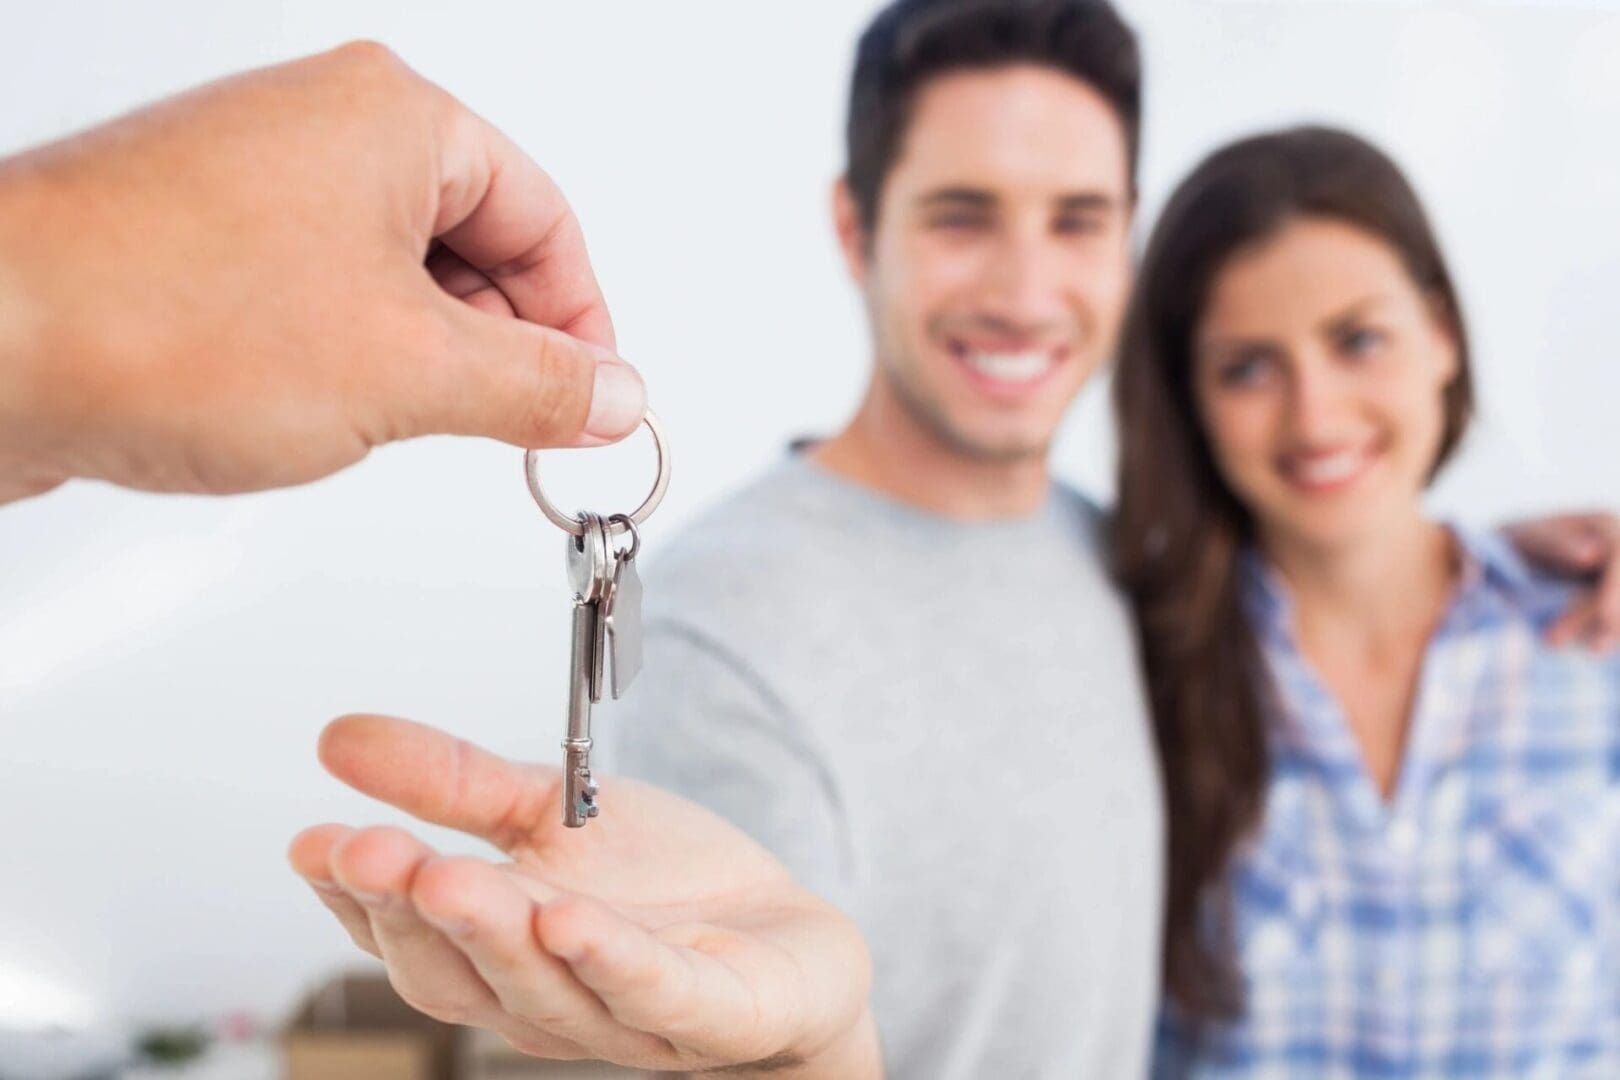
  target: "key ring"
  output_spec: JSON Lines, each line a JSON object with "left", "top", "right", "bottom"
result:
{"left": 607, "top": 513, "right": 641, "bottom": 561}
{"left": 525, "top": 411, "right": 670, "bottom": 537}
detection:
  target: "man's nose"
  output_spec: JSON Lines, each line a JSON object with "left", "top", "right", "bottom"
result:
{"left": 979, "top": 231, "right": 1070, "bottom": 329}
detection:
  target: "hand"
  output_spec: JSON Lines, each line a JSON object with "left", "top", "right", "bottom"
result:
{"left": 1503, "top": 511, "right": 1620, "bottom": 650}
{"left": 288, "top": 715, "right": 879, "bottom": 1078}
{"left": 0, "top": 42, "right": 644, "bottom": 505}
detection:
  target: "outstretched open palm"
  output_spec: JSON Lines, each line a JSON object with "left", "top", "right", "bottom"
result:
{"left": 289, "top": 715, "right": 876, "bottom": 1076}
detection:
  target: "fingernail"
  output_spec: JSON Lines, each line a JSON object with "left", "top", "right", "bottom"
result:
{"left": 351, "top": 889, "right": 391, "bottom": 909}
{"left": 308, "top": 879, "right": 341, "bottom": 895}
{"left": 584, "top": 361, "right": 646, "bottom": 441}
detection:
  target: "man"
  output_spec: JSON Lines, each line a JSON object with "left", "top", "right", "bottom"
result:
{"left": 607, "top": 1, "right": 1158, "bottom": 1075}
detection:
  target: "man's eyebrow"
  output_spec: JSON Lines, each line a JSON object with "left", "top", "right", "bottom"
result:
{"left": 915, "top": 188, "right": 1125, "bottom": 213}
{"left": 1055, "top": 192, "right": 1121, "bottom": 213}
{"left": 915, "top": 187, "right": 996, "bottom": 210}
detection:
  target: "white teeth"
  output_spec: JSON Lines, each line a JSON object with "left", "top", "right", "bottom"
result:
{"left": 964, "top": 350, "right": 1053, "bottom": 382}
{"left": 1289, "top": 450, "right": 1366, "bottom": 485}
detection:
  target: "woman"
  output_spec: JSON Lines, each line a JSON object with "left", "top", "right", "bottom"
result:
{"left": 1114, "top": 125, "right": 1620, "bottom": 1076}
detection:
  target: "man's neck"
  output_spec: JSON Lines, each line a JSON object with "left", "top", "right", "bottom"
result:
{"left": 808, "top": 381, "right": 1052, "bottom": 521}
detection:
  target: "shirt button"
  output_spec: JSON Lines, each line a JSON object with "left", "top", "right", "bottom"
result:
{"left": 1388, "top": 818, "right": 1420, "bottom": 856}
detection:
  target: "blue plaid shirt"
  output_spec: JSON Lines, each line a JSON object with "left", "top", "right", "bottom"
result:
{"left": 1155, "top": 526, "right": 1620, "bottom": 1079}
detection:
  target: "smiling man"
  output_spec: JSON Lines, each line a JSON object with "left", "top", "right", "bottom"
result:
{"left": 604, "top": 3, "right": 1161, "bottom": 1076}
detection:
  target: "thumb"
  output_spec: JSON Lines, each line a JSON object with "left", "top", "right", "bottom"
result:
{"left": 408, "top": 298, "right": 646, "bottom": 449}
{"left": 1509, "top": 518, "right": 1604, "bottom": 573}
{"left": 318, "top": 714, "right": 560, "bottom": 847}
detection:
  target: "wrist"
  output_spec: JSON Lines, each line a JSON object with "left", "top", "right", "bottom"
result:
{"left": 0, "top": 160, "right": 77, "bottom": 501}
{"left": 795, "top": 1007, "right": 882, "bottom": 1079}
{"left": 716, "top": 1008, "right": 882, "bottom": 1080}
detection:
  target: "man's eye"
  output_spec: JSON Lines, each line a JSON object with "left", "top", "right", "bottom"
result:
{"left": 1054, "top": 214, "right": 1104, "bottom": 236}
{"left": 931, "top": 213, "right": 988, "bottom": 231}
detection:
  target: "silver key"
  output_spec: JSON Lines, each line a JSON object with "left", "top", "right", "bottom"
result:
{"left": 562, "top": 512, "right": 611, "bottom": 827}
{"left": 526, "top": 412, "right": 671, "bottom": 828}
{"left": 604, "top": 544, "right": 643, "bottom": 699}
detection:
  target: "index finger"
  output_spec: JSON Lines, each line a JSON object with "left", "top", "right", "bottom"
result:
{"left": 1505, "top": 515, "right": 1606, "bottom": 573}
{"left": 430, "top": 100, "right": 616, "bottom": 350}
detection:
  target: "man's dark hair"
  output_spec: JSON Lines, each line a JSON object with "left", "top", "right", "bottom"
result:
{"left": 845, "top": 0, "right": 1141, "bottom": 233}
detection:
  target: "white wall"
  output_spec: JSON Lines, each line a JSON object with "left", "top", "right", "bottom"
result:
{"left": 1, "top": 0, "right": 1616, "bottom": 1031}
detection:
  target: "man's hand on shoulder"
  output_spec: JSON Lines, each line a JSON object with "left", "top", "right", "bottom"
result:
{"left": 1503, "top": 510, "right": 1620, "bottom": 650}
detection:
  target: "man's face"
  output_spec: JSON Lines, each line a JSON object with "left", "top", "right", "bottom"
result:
{"left": 841, "top": 64, "right": 1133, "bottom": 463}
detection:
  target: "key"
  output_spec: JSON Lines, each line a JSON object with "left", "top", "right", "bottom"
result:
{"left": 526, "top": 412, "right": 671, "bottom": 827}
{"left": 561, "top": 512, "right": 611, "bottom": 827}
{"left": 604, "top": 551, "right": 643, "bottom": 698}
{"left": 601, "top": 515, "right": 644, "bottom": 700}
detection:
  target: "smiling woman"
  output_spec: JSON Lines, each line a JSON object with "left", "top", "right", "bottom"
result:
{"left": 1115, "top": 125, "right": 1620, "bottom": 1078}
{"left": 1194, "top": 217, "right": 1468, "bottom": 556}
{"left": 1116, "top": 125, "right": 1475, "bottom": 1019}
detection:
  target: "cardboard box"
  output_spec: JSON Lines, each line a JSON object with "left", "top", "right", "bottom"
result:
{"left": 284, "top": 1033, "right": 428, "bottom": 1080}
{"left": 282, "top": 971, "right": 463, "bottom": 1080}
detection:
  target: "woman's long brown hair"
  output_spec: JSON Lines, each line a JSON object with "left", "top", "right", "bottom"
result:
{"left": 1112, "top": 126, "right": 1474, "bottom": 1020}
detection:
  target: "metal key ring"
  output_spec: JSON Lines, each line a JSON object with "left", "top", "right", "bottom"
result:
{"left": 606, "top": 513, "right": 641, "bottom": 561}
{"left": 525, "top": 411, "right": 670, "bottom": 537}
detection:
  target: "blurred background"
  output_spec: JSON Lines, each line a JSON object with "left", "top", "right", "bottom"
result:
{"left": 2, "top": 0, "right": 1618, "bottom": 1075}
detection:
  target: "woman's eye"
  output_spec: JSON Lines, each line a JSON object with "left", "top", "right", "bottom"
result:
{"left": 1217, "top": 354, "right": 1274, "bottom": 388}
{"left": 1339, "top": 326, "right": 1387, "bottom": 358}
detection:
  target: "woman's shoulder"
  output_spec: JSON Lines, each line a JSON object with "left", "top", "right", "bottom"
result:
{"left": 1456, "top": 524, "right": 1580, "bottom": 623}
{"left": 1453, "top": 524, "right": 1620, "bottom": 690}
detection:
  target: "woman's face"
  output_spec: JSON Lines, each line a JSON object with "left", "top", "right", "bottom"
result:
{"left": 1192, "top": 217, "right": 1460, "bottom": 555}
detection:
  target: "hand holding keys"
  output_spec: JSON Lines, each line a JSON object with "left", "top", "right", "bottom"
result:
{"left": 526, "top": 412, "right": 670, "bottom": 827}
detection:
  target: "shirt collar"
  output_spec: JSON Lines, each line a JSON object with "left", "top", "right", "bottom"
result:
{"left": 1238, "top": 523, "right": 1560, "bottom": 766}
{"left": 1450, "top": 522, "right": 1539, "bottom": 601}
{"left": 1239, "top": 522, "right": 1544, "bottom": 642}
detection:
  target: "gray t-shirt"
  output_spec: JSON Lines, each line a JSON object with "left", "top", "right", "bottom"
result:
{"left": 601, "top": 454, "right": 1163, "bottom": 1079}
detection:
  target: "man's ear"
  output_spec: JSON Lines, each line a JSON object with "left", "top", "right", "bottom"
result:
{"left": 832, "top": 176, "right": 871, "bottom": 286}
